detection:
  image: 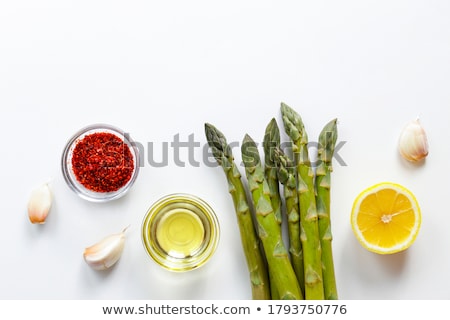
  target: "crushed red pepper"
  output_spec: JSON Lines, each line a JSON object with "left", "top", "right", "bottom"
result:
{"left": 71, "top": 132, "right": 134, "bottom": 193}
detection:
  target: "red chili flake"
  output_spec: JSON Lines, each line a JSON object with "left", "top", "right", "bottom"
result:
{"left": 71, "top": 132, "right": 134, "bottom": 193}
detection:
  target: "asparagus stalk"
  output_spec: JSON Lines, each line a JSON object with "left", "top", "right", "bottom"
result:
{"left": 274, "top": 147, "right": 305, "bottom": 297}
{"left": 241, "top": 134, "right": 303, "bottom": 300}
{"left": 316, "top": 119, "right": 338, "bottom": 300}
{"left": 263, "top": 119, "right": 283, "bottom": 300}
{"left": 263, "top": 118, "right": 282, "bottom": 226}
{"left": 280, "top": 102, "right": 325, "bottom": 300}
{"left": 205, "top": 123, "right": 270, "bottom": 300}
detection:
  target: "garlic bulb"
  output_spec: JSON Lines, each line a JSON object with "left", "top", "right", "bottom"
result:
{"left": 398, "top": 119, "right": 429, "bottom": 162}
{"left": 27, "top": 182, "right": 52, "bottom": 224}
{"left": 83, "top": 226, "right": 129, "bottom": 271}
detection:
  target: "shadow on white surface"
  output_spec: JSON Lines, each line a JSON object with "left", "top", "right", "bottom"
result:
{"left": 340, "top": 230, "right": 410, "bottom": 299}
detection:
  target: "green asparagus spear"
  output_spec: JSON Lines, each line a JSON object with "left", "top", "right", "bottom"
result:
{"left": 263, "top": 119, "right": 283, "bottom": 300}
{"left": 241, "top": 134, "right": 303, "bottom": 300}
{"left": 263, "top": 118, "right": 282, "bottom": 226}
{"left": 316, "top": 119, "right": 338, "bottom": 300}
{"left": 205, "top": 123, "right": 270, "bottom": 300}
{"left": 280, "top": 102, "right": 325, "bottom": 300}
{"left": 274, "top": 147, "right": 305, "bottom": 297}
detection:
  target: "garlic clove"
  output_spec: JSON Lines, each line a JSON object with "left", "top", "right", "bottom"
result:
{"left": 83, "top": 226, "right": 129, "bottom": 271}
{"left": 398, "top": 119, "right": 429, "bottom": 162}
{"left": 27, "top": 182, "right": 52, "bottom": 224}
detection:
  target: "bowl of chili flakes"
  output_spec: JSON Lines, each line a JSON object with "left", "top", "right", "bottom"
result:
{"left": 61, "top": 124, "right": 140, "bottom": 202}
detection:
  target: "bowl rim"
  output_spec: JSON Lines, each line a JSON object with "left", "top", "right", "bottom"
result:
{"left": 61, "top": 123, "right": 140, "bottom": 202}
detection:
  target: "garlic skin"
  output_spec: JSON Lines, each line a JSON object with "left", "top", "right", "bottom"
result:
{"left": 83, "top": 227, "right": 129, "bottom": 271}
{"left": 27, "top": 182, "right": 52, "bottom": 224}
{"left": 398, "top": 119, "right": 429, "bottom": 162}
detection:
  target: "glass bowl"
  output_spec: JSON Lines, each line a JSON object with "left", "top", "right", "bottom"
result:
{"left": 142, "top": 194, "right": 220, "bottom": 272}
{"left": 61, "top": 123, "right": 140, "bottom": 202}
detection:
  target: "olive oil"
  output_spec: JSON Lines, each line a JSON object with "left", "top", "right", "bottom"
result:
{"left": 156, "top": 208, "right": 205, "bottom": 258}
{"left": 142, "top": 194, "right": 220, "bottom": 272}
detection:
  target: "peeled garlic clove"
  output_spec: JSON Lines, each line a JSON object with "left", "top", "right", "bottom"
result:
{"left": 83, "top": 226, "right": 129, "bottom": 271}
{"left": 27, "top": 182, "right": 52, "bottom": 224}
{"left": 398, "top": 119, "right": 429, "bottom": 162}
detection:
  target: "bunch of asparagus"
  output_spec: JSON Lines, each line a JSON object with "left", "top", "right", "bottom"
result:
{"left": 205, "top": 102, "right": 338, "bottom": 300}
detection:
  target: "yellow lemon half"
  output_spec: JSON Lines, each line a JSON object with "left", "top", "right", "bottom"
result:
{"left": 351, "top": 182, "right": 421, "bottom": 254}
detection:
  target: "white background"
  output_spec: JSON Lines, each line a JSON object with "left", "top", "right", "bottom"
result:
{"left": 1, "top": 0, "right": 449, "bottom": 300}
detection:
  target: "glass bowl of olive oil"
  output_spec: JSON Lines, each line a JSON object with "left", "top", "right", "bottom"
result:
{"left": 142, "top": 194, "right": 220, "bottom": 272}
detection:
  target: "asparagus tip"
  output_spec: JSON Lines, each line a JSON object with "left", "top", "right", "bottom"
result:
{"left": 318, "top": 118, "right": 338, "bottom": 165}
{"left": 242, "top": 134, "right": 260, "bottom": 168}
{"left": 263, "top": 118, "right": 281, "bottom": 167}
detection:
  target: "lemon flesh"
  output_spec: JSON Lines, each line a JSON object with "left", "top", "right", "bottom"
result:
{"left": 351, "top": 182, "right": 421, "bottom": 254}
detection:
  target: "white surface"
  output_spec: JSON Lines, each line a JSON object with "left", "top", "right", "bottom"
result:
{"left": 1, "top": 0, "right": 450, "bottom": 300}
